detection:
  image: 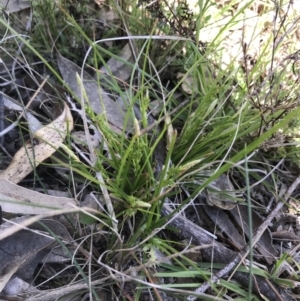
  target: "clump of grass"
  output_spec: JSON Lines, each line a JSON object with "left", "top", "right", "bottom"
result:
{"left": 1, "top": 0, "right": 300, "bottom": 300}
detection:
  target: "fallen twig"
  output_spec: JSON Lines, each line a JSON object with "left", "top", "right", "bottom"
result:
{"left": 162, "top": 175, "right": 300, "bottom": 301}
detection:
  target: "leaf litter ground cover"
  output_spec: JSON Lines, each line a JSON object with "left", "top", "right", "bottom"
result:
{"left": 0, "top": 0, "right": 300, "bottom": 300}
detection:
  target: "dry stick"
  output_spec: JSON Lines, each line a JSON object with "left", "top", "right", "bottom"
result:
{"left": 265, "top": 278, "right": 285, "bottom": 301}
{"left": 187, "top": 175, "right": 300, "bottom": 300}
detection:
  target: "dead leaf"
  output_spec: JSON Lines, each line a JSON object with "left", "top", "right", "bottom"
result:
{"left": 93, "top": 0, "right": 104, "bottom": 6}
{"left": 57, "top": 53, "right": 132, "bottom": 131}
{"left": 3, "top": 276, "right": 38, "bottom": 296}
{"left": 205, "top": 174, "right": 237, "bottom": 210}
{"left": 200, "top": 198, "right": 246, "bottom": 250}
{"left": 0, "top": 179, "right": 77, "bottom": 214}
{"left": 230, "top": 205, "right": 277, "bottom": 264}
{"left": 177, "top": 72, "right": 198, "bottom": 95}
{"left": 0, "top": 218, "right": 73, "bottom": 292}
{"left": 1, "top": 92, "right": 43, "bottom": 136}
{"left": 99, "top": 43, "right": 134, "bottom": 84}
{"left": 0, "top": 102, "right": 73, "bottom": 184}
{"left": 272, "top": 231, "right": 300, "bottom": 241}
{"left": 0, "top": 0, "right": 31, "bottom": 13}
{"left": 98, "top": 8, "right": 120, "bottom": 31}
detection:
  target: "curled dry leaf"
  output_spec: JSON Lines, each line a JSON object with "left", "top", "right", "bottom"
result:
{"left": 0, "top": 102, "right": 73, "bottom": 184}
